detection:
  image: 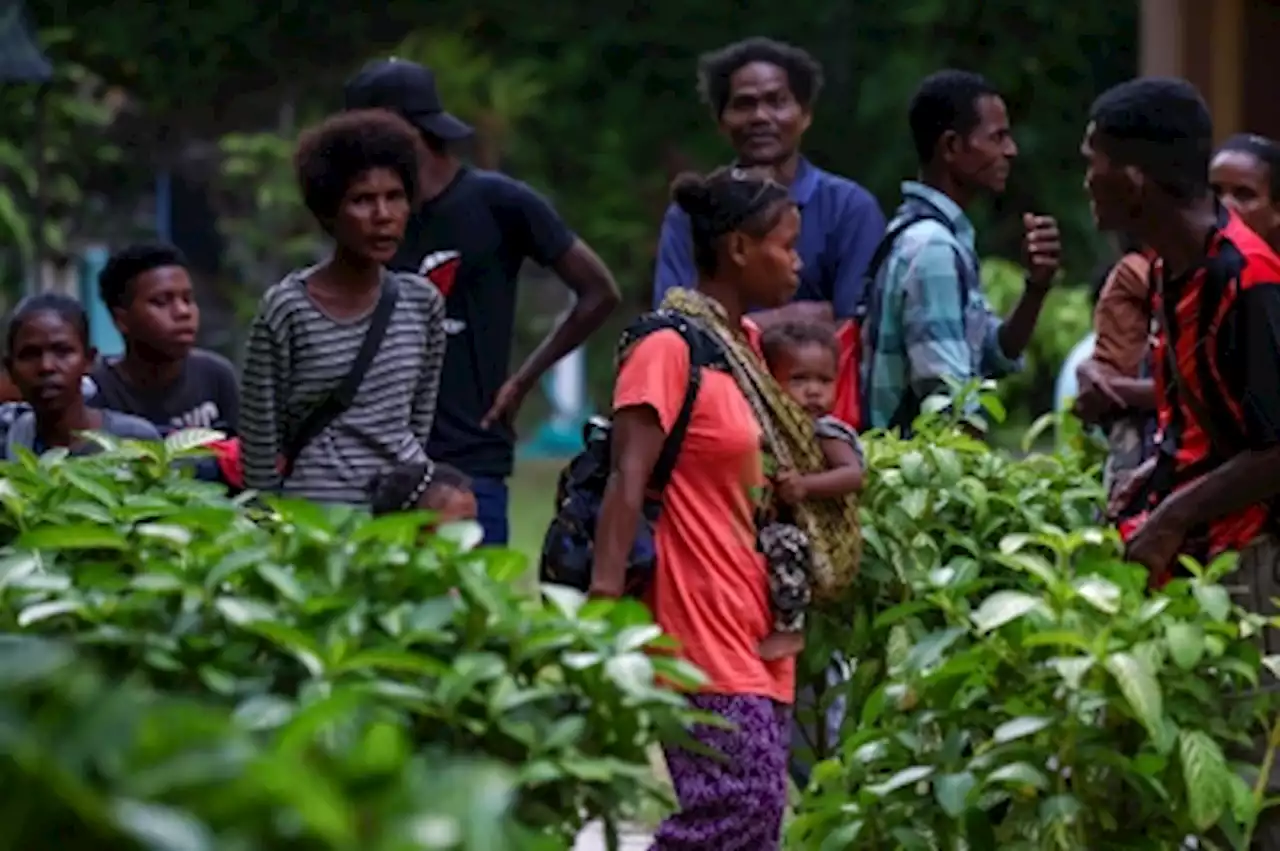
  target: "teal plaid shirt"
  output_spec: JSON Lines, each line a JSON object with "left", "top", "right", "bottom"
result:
{"left": 860, "top": 181, "right": 1022, "bottom": 430}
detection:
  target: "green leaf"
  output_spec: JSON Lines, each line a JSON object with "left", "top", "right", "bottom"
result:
{"left": 1179, "top": 730, "right": 1229, "bottom": 831}
{"left": 997, "top": 552, "right": 1057, "bottom": 585}
{"left": 135, "top": 523, "right": 194, "bottom": 548}
{"left": 1072, "top": 576, "right": 1121, "bottom": 615}
{"left": 112, "top": 799, "right": 214, "bottom": 851}
{"left": 130, "top": 573, "right": 185, "bottom": 593}
{"left": 541, "top": 583, "right": 586, "bottom": 618}
{"left": 163, "top": 428, "right": 226, "bottom": 454}
{"left": 255, "top": 564, "right": 306, "bottom": 604}
{"left": 899, "top": 627, "right": 965, "bottom": 674}
{"left": 1046, "top": 656, "right": 1094, "bottom": 690}
{"left": 18, "top": 599, "right": 83, "bottom": 627}
{"left": 0, "top": 551, "right": 41, "bottom": 590}
{"left": 239, "top": 621, "right": 325, "bottom": 677}
{"left": 1105, "top": 651, "right": 1165, "bottom": 742}
{"left": 971, "top": 590, "right": 1046, "bottom": 633}
{"left": 933, "top": 770, "right": 976, "bottom": 817}
{"left": 214, "top": 596, "right": 276, "bottom": 626}
{"left": 233, "top": 694, "right": 295, "bottom": 730}
{"left": 604, "top": 652, "right": 656, "bottom": 697}
{"left": 992, "top": 716, "right": 1053, "bottom": 744}
{"left": 614, "top": 624, "right": 662, "bottom": 653}
{"left": 867, "top": 765, "right": 934, "bottom": 797}
{"left": 986, "top": 761, "right": 1049, "bottom": 789}
{"left": 333, "top": 649, "right": 447, "bottom": 678}
{"left": 1193, "top": 582, "right": 1232, "bottom": 622}
{"left": 1165, "top": 622, "right": 1206, "bottom": 670}
{"left": 17, "top": 524, "right": 128, "bottom": 550}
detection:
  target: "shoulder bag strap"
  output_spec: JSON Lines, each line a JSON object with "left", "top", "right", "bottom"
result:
{"left": 279, "top": 277, "right": 401, "bottom": 478}
{"left": 647, "top": 317, "right": 710, "bottom": 491}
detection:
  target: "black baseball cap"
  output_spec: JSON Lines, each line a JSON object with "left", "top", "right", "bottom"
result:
{"left": 343, "top": 59, "right": 473, "bottom": 141}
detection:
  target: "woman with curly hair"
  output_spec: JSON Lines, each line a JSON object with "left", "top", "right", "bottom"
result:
{"left": 239, "top": 109, "right": 446, "bottom": 504}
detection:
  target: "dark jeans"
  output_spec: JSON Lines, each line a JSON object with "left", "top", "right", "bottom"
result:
{"left": 471, "top": 476, "right": 510, "bottom": 546}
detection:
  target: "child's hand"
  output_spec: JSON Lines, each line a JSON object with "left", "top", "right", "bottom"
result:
{"left": 775, "top": 469, "right": 807, "bottom": 505}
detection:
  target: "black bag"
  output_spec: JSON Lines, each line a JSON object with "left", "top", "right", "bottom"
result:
{"left": 277, "top": 277, "right": 400, "bottom": 479}
{"left": 538, "top": 311, "right": 727, "bottom": 595}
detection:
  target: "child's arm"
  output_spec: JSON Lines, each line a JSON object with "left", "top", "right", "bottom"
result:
{"left": 776, "top": 436, "right": 864, "bottom": 503}
{"left": 807, "top": 435, "right": 865, "bottom": 497}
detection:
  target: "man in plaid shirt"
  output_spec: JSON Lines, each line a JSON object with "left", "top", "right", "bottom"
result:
{"left": 861, "top": 70, "right": 1060, "bottom": 432}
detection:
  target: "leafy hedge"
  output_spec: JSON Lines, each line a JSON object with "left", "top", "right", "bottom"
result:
{"left": 0, "top": 432, "right": 703, "bottom": 850}
{"left": 789, "top": 396, "right": 1280, "bottom": 850}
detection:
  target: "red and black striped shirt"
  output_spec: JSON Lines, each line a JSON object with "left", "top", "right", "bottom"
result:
{"left": 1150, "top": 209, "right": 1280, "bottom": 557}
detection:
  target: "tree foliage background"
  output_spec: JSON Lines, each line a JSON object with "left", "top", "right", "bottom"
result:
{"left": 5, "top": 0, "right": 1139, "bottom": 417}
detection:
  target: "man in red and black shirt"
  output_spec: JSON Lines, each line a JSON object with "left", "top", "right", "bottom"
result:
{"left": 1085, "top": 77, "right": 1280, "bottom": 581}
{"left": 1085, "top": 77, "right": 1280, "bottom": 846}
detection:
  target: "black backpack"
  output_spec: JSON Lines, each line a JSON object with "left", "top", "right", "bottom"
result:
{"left": 538, "top": 311, "right": 728, "bottom": 596}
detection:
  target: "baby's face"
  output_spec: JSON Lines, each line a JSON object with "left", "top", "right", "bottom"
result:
{"left": 770, "top": 341, "right": 837, "bottom": 418}
{"left": 421, "top": 486, "right": 478, "bottom": 525}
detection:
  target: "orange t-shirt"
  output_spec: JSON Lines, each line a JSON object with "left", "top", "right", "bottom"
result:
{"left": 613, "top": 328, "right": 794, "bottom": 704}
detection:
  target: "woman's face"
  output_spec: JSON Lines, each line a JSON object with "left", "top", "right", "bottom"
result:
{"left": 329, "top": 167, "right": 411, "bottom": 264}
{"left": 737, "top": 203, "right": 802, "bottom": 309}
{"left": 1211, "top": 150, "right": 1280, "bottom": 246}
{"left": 4, "top": 311, "right": 92, "bottom": 418}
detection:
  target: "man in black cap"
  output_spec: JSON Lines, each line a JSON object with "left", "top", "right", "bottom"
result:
{"left": 345, "top": 59, "right": 620, "bottom": 545}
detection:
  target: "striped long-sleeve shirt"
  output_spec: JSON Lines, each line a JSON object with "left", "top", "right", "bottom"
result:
{"left": 240, "top": 266, "right": 446, "bottom": 504}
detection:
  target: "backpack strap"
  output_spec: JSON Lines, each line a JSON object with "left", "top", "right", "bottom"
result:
{"left": 854, "top": 202, "right": 957, "bottom": 322}
{"left": 618, "top": 311, "right": 724, "bottom": 492}
{"left": 858, "top": 202, "right": 965, "bottom": 428}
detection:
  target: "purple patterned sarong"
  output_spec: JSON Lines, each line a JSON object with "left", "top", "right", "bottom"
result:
{"left": 650, "top": 694, "right": 791, "bottom": 851}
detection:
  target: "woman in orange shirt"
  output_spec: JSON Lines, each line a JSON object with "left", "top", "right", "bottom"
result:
{"left": 592, "top": 166, "right": 862, "bottom": 849}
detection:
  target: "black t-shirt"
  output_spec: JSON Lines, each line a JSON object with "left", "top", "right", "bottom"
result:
{"left": 87, "top": 349, "right": 241, "bottom": 435}
{"left": 390, "top": 167, "right": 575, "bottom": 478}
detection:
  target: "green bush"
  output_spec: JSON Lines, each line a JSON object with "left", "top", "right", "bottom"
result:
{"left": 0, "top": 433, "right": 705, "bottom": 848}
{"left": 789, "top": 394, "right": 1279, "bottom": 849}
{"left": 0, "top": 633, "right": 527, "bottom": 851}
{"left": 981, "top": 258, "right": 1094, "bottom": 425}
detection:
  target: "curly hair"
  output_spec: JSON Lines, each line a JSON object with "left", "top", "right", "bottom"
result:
{"left": 294, "top": 109, "right": 421, "bottom": 222}
{"left": 696, "top": 37, "right": 824, "bottom": 117}
{"left": 760, "top": 320, "right": 839, "bottom": 371}
{"left": 1090, "top": 77, "right": 1213, "bottom": 201}
{"left": 98, "top": 242, "right": 189, "bottom": 311}
{"left": 908, "top": 69, "right": 1000, "bottom": 165}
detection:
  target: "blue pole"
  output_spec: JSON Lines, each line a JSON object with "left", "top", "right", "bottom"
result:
{"left": 155, "top": 170, "right": 173, "bottom": 242}
{"left": 80, "top": 245, "right": 124, "bottom": 357}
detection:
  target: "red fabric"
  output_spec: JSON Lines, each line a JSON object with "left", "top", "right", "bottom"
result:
{"left": 209, "top": 438, "right": 244, "bottom": 489}
{"left": 833, "top": 319, "right": 861, "bottom": 430}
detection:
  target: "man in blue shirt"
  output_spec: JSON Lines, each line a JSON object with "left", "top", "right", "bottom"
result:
{"left": 652, "top": 37, "right": 886, "bottom": 326}
{"left": 861, "top": 69, "right": 1060, "bottom": 432}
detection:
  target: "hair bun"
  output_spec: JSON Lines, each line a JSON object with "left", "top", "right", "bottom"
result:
{"left": 671, "top": 172, "right": 714, "bottom": 219}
